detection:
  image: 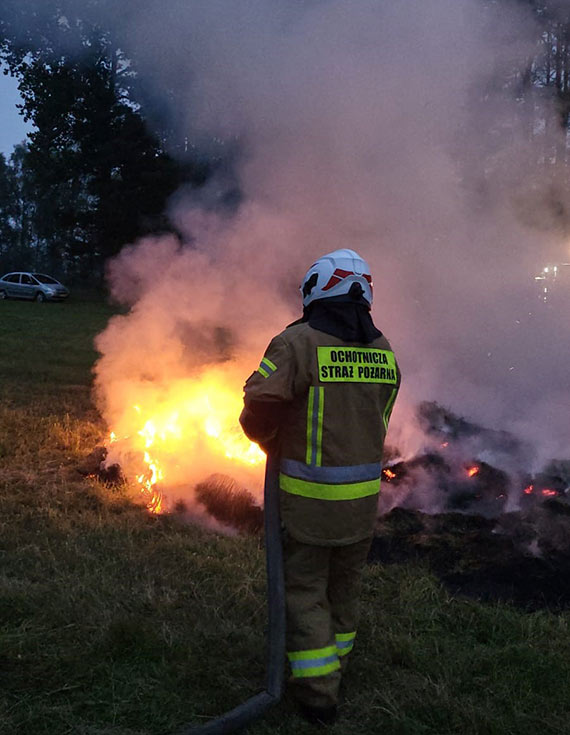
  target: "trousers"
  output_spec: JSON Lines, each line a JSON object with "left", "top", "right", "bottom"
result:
{"left": 283, "top": 533, "right": 372, "bottom": 709}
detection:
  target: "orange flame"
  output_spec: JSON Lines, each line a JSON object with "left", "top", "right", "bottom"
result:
{"left": 541, "top": 488, "right": 557, "bottom": 497}
{"left": 383, "top": 468, "right": 396, "bottom": 480}
{"left": 107, "top": 367, "right": 265, "bottom": 513}
{"left": 467, "top": 466, "right": 480, "bottom": 478}
{"left": 523, "top": 484, "right": 534, "bottom": 495}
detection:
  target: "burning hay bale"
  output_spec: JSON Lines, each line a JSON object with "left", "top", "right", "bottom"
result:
{"left": 520, "top": 460, "right": 570, "bottom": 503}
{"left": 381, "top": 453, "right": 511, "bottom": 515}
{"left": 417, "top": 400, "right": 525, "bottom": 456}
{"left": 373, "top": 404, "right": 570, "bottom": 610}
{"left": 194, "top": 473, "right": 263, "bottom": 534}
{"left": 381, "top": 403, "right": 568, "bottom": 515}
{"left": 77, "top": 396, "right": 569, "bottom": 609}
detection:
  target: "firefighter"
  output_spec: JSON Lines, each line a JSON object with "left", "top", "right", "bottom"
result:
{"left": 240, "top": 249, "right": 400, "bottom": 725}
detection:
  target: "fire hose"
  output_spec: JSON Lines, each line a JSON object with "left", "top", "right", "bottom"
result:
{"left": 176, "top": 454, "right": 285, "bottom": 734}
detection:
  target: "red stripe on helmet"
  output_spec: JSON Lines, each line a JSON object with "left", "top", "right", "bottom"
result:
{"left": 322, "top": 268, "right": 354, "bottom": 291}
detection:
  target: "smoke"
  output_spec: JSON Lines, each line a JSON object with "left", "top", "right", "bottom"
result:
{"left": 85, "top": 0, "right": 570, "bottom": 502}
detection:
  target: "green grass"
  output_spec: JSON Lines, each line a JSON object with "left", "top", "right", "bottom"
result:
{"left": 1, "top": 299, "right": 570, "bottom": 734}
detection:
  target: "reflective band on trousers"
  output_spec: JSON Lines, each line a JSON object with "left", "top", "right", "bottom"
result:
{"left": 280, "top": 472, "right": 380, "bottom": 501}
{"left": 257, "top": 356, "right": 277, "bottom": 379}
{"left": 288, "top": 645, "right": 341, "bottom": 678}
{"left": 336, "top": 631, "right": 356, "bottom": 657}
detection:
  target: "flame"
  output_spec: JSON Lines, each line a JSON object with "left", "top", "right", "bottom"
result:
{"left": 467, "top": 466, "right": 480, "bottom": 478}
{"left": 383, "top": 468, "right": 397, "bottom": 480}
{"left": 541, "top": 488, "right": 557, "bottom": 497}
{"left": 106, "top": 366, "right": 265, "bottom": 513}
{"left": 523, "top": 484, "right": 534, "bottom": 495}
{"left": 441, "top": 441, "right": 449, "bottom": 448}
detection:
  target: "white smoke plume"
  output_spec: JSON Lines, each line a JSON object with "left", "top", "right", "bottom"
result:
{"left": 90, "top": 0, "right": 570, "bottom": 506}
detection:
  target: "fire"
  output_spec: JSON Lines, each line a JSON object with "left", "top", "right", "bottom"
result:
{"left": 541, "top": 488, "right": 558, "bottom": 497}
{"left": 467, "top": 466, "right": 480, "bottom": 478}
{"left": 383, "top": 468, "right": 397, "bottom": 480}
{"left": 523, "top": 484, "right": 534, "bottom": 495}
{"left": 106, "top": 366, "right": 265, "bottom": 513}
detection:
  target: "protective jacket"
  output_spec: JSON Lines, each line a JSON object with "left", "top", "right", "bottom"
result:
{"left": 240, "top": 322, "right": 400, "bottom": 546}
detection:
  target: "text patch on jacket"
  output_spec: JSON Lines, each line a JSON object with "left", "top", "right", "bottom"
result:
{"left": 317, "top": 346, "right": 397, "bottom": 383}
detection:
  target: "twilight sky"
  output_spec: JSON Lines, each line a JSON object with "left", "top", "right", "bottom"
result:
{"left": 0, "top": 70, "right": 32, "bottom": 157}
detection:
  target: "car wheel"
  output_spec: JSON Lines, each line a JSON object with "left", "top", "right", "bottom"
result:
{"left": 0, "top": 290, "right": 6, "bottom": 300}
{"left": 35, "top": 292, "right": 46, "bottom": 303}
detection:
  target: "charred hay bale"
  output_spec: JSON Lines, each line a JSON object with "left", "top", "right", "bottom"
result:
{"left": 379, "top": 507, "right": 426, "bottom": 535}
{"left": 370, "top": 508, "right": 426, "bottom": 564}
{"left": 425, "top": 512, "right": 494, "bottom": 535}
{"left": 542, "top": 498, "right": 570, "bottom": 516}
{"left": 195, "top": 474, "right": 263, "bottom": 534}
{"left": 493, "top": 512, "right": 536, "bottom": 549}
{"left": 371, "top": 507, "right": 570, "bottom": 610}
{"left": 76, "top": 446, "right": 123, "bottom": 485}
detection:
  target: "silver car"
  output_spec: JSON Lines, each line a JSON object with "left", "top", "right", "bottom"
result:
{"left": 0, "top": 272, "right": 70, "bottom": 302}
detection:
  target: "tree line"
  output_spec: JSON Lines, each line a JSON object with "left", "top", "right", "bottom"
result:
{"left": 0, "top": 0, "right": 569, "bottom": 283}
{"left": 0, "top": 1, "right": 211, "bottom": 283}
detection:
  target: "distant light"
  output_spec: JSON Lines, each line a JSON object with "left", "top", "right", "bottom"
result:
{"left": 544, "top": 267, "right": 549, "bottom": 273}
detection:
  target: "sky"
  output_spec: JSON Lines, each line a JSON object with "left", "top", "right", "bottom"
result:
{"left": 0, "top": 69, "right": 32, "bottom": 157}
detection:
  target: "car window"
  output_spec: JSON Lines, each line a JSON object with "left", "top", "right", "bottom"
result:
{"left": 33, "top": 274, "right": 58, "bottom": 284}
{"left": 21, "top": 274, "right": 34, "bottom": 285}
{"left": 4, "top": 274, "right": 20, "bottom": 283}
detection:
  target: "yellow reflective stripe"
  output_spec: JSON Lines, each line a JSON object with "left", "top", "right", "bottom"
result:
{"left": 288, "top": 645, "right": 337, "bottom": 661}
{"left": 290, "top": 659, "right": 340, "bottom": 678}
{"left": 336, "top": 632, "right": 356, "bottom": 657}
{"left": 288, "top": 645, "right": 340, "bottom": 678}
{"left": 315, "top": 387, "right": 324, "bottom": 467}
{"left": 258, "top": 356, "right": 277, "bottom": 379}
{"left": 383, "top": 387, "right": 398, "bottom": 431}
{"left": 280, "top": 474, "right": 380, "bottom": 501}
{"left": 261, "top": 357, "right": 277, "bottom": 372}
{"left": 335, "top": 632, "right": 356, "bottom": 643}
{"left": 306, "top": 387, "right": 315, "bottom": 465}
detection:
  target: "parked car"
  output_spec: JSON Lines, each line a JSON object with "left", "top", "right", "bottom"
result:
{"left": 0, "top": 272, "right": 70, "bottom": 302}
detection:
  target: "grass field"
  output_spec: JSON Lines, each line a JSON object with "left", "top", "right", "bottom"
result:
{"left": 1, "top": 299, "right": 570, "bottom": 735}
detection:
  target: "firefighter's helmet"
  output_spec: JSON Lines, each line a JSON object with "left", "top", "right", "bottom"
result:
{"left": 300, "top": 249, "right": 373, "bottom": 308}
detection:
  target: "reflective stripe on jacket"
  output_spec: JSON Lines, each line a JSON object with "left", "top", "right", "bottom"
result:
{"left": 240, "top": 322, "right": 400, "bottom": 545}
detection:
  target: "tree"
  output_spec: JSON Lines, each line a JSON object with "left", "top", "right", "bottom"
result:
{"left": 0, "top": 2, "right": 198, "bottom": 280}
{"left": 0, "top": 153, "right": 17, "bottom": 264}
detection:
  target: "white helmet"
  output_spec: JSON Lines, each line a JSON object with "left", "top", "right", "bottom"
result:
{"left": 300, "top": 249, "right": 373, "bottom": 308}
